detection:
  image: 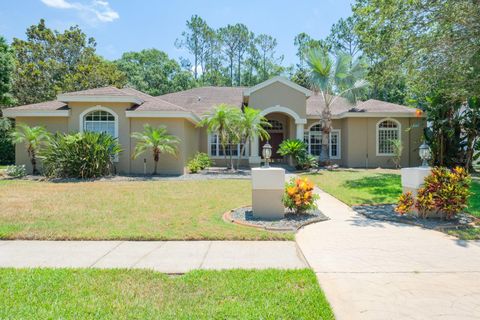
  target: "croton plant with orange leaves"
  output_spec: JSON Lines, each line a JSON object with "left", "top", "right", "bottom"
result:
{"left": 283, "top": 177, "right": 320, "bottom": 214}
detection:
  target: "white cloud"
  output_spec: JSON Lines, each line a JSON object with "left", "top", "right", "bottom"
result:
{"left": 41, "top": 0, "right": 119, "bottom": 23}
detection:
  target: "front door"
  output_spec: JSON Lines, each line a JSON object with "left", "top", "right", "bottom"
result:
{"left": 260, "top": 132, "right": 284, "bottom": 159}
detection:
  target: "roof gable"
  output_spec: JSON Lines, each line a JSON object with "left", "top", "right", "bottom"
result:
{"left": 243, "top": 76, "right": 312, "bottom": 97}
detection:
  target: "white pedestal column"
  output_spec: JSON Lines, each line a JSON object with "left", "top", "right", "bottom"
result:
{"left": 249, "top": 135, "right": 261, "bottom": 166}
{"left": 252, "top": 167, "right": 285, "bottom": 220}
{"left": 400, "top": 167, "right": 432, "bottom": 197}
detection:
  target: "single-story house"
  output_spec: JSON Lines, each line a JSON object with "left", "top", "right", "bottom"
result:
{"left": 4, "top": 76, "right": 425, "bottom": 174}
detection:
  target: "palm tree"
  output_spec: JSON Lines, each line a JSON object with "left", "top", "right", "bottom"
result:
{"left": 10, "top": 123, "right": 51, "bottom": 174}
{"left": 199, "top": 103, "right": 238, "bottom": 170}
{"left": 307, "top": 49, "right": 369, "bottom": 162}
{"left": 131, "top": 124, "right": 180, "bottom": 175}
{"left": 236, "top": 107, "right": 270, "bottom": 169}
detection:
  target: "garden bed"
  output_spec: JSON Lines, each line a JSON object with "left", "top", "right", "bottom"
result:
{"left": 353, "top": 204, "right": 478, "bottom": 232}
{"left": 225, "top": 206, "right": 329, "bottom": 231}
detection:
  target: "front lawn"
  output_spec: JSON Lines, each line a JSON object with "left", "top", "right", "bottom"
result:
{"left": 0, "top": 179, "right": 291, "bottom": 240}
{"left": 304, "top": 169, "right": 402, "bottom": 206}
{"left": 0, "top": 268, "right": 334, "bottom": 320}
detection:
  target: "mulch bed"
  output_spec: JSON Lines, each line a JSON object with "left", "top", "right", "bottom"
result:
{"left": 224, "top": 206, "right": 329, "bottom": 232}
{"left": 352, "top": 204, "right": 478, "bottom": 232}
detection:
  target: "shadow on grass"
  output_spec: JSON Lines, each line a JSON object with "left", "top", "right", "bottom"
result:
{"left": 342, "top": 174, "right": 402, "bottom": 205}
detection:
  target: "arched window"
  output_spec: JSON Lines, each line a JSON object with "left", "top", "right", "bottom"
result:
{"left": 83, "top": 110, "right": 116, "bottom": 137}
{"left": 304, "top": 123, "right": 341, "bottom": 159}
{"left": 377, "top": 119, "right": 400, "bottom": 155}
{"left": 267, "top": 119, "right": 283, "bottom": 131}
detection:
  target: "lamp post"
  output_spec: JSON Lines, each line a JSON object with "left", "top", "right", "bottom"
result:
{"left": 419, "top": 142, "right": 431, "bottom": 167}
{"left": 262, "top": 142, "right": 272, "bottom": 168}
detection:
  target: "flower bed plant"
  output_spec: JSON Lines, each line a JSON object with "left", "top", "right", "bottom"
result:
{"left": 283, "top": 177, "right": 319, "bottom": 214}
{"left": 395, "top": 167, "right": 471, "bottom": 219}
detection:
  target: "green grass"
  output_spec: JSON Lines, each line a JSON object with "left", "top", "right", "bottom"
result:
{"left": 0, "top": 268, "right": 334, "bottom": 320}
{"left": 447, "top": 228, "right": 480, "bottom": 240}
{"left": 469, "top": 180, "right": 480, "bottom": 218}
{"left": 304, "top": 169, "right": 402, "bottom": 205}
{"left": 0, "top": 179, "right": 292, "bottom": 240}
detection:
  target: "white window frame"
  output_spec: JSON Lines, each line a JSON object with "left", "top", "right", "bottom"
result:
{"left": 329, "top": 129, "right": 341, "bottom": 160}
{"left": 376, "top": 118, "right": 401, "bottom": 156}
{"left": 207, "top": 133, "right": 249, "bottom": 159}
{"left": 79, "top": 106, "right": 119, "bottom": 162}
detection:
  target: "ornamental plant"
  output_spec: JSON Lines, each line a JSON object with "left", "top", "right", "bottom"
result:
{"left": 395, "top": 166, "right": 471, "bottom": 219}
{"left": 283, "top": 177, "right": 319, "bottom": 214}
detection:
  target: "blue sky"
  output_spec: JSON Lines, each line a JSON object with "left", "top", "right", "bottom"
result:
{"left": 0, "top": 0, "right": 354, "bottom": 66}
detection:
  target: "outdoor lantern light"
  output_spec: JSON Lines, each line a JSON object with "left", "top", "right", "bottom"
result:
{"left": 419, "top": 141, "right": 431, "bottom": 167}
{"left": 262, "top": 142, "right": 272, "bottom": 168}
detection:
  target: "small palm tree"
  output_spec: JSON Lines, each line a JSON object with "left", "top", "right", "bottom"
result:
{"left": 131, "top": 124, "right": 180, "bottom": 175}
{"left": 307, "top": 49, "right": 369, "bottom": 162}
{"left": 199, "top": 103, "right": 238, "bottom": 170}
{"left": 236, "top": 107, "right": 270, "bottom": 169}
{"left": 10, "top": 123, "right": 51, "bottom": 174}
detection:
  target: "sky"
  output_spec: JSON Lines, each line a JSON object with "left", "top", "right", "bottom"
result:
{"left": 0, "top": 0, "right": 354, "bottom": 66}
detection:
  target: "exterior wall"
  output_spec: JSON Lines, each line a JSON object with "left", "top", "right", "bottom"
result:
{"left": 249, "top": 82, "right": 307, "bottom": 119}
{"left": 130, "top": 118, "right": 191, "bottom": 175}
{"left": 342, "top": 117, "right": 424, "bottom": 168}
{"left": 67, "top": 101, "right": 133, "bottom": 173}
{"left": 14, "top": 117, "right": 68, "bottom": 174}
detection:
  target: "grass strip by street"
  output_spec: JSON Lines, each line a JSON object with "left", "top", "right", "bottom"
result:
{"left": 0, "top": 268, "right": 334, "bottom": 320}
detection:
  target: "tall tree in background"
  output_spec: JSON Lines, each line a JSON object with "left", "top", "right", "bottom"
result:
{"left": 326, "top": 16, "right": 360, "bottom": 58}
{"left": 307, "top": 49, "right": 369, "bottom": 162}
{"left": 219, "top": 25, "right": 241, "bottom": 86}
{"left": 0, "top": 36, "right": 14, "bottom": 107}
{"left": 116, "top": 49, "right": 194, "bottom": 96}
{"left": 255, "top": 34, "right": 277, "bottom": 81}
{"left": 234, "top": 25, "right": 251, "bottom": 86}
{"left": 175, "top": 15, "right": 209, "bottom": 81}
{"left": 12, "top": 19, "right": 126, "bottom": 105}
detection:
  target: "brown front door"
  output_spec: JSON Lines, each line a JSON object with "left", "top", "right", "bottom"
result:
{"left": 260, "top": 133, "right": 284, "bottom": 159}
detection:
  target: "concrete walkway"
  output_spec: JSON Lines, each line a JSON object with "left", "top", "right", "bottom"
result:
{"left": 0, "top": 240, "right": 306, "bottom": 273}
{"left": 296, "top": 186, "right": 480, "bottom": 320}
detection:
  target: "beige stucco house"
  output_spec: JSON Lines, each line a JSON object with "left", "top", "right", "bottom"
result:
{"left": 4, "top": 76, "right": 425, "bottom": 175}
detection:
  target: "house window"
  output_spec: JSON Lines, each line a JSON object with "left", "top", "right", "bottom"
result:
{"left": 308, "top": 124, "right": 322, "bottom": 156}
{"left": 377, "top": 119, "right": 400, "bottom": 155}
{"left": 305, "top": 124, "right": 341, "bottom": 159}
{"left": 267, "top": 119, "right": 283, "bottom": 131}
{"left": 83, "top": 110, "right": 116, "bottom": 137}
{"left": 329, "top": 130, "right": 341, "bottom": 159}
{"left": 209, "top": 133, "right": 246, "bottom": 158}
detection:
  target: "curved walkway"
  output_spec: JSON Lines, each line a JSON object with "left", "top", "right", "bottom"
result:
{"left": 296, "top": 186, "right": 480, "bottom": 320}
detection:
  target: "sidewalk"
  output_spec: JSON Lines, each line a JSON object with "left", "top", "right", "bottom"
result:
{"left": 0, "top": 240, "right": 306, "bottom": 273}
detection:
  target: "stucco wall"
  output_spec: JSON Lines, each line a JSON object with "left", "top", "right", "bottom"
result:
{"left": 249, "top": 82, "right": 307, "bottom": 119}
{"left": 14, "top": 116, "right": 69, "bottom": 173}
{"left": 130, "top": 118, "right": 191, "bottom": 175}
{"left": 343, "top": 117, "right": 424, "bottom": 168}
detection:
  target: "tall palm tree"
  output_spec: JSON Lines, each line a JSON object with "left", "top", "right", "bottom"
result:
{"left": 10, "top": 123, "right": 50, "bottom": 174}
{"left": 199, "top": 103, "right": 238, "bottom": 170}
{"left": 131, "top": 124, "right": 180, "bottom": 175}
{"left": 307, "top": 49, "right": 369, "bottom": 162}
{"left": 236, "top": 107, "right": 270, "bottom": 169}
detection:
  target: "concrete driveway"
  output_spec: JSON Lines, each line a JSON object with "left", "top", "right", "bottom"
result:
{"left": 296, "top": 187, "right": 480, "bottom": 320}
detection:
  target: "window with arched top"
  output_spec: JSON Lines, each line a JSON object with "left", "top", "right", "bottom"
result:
{"left": 377, "top": 119, "right": 400, "bottom": 156}
{"left": 83, "top": 110, "right": 116, "bottom": 137}
{"left": 304, "top": 123, "right": 341, "bottom": 159}
{"left": 307, "top": 124, "right": 322, "bottom": 156}
{"left": 266, "top": 119, "right": 283, "bottom": 131}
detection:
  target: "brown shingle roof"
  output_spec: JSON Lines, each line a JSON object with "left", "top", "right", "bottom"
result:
{"left": 159, "top": 87, "right": 246, "bottom": 116}
{"left": 121, "top": 87, "right": 188, "bottom": 112}
{"left": 61, "top": 86, "right": 128, "bottom": 96}
{"left": 9, "top": 100, "right": 67, "bottom": 111}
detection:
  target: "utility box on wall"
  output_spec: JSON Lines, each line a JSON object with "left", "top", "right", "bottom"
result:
{"left": 251, "top": 167, "right": 285, "bottom": 220}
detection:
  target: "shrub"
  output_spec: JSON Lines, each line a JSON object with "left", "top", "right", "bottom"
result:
{"left": 187, "top": 152, "right": 213, "bottom": 173}
{"left": 395, "top": 191, "right": 414, "bottom": 215}
{"left": 277, "top": 139, "right": 308, "bottom": 169}
{"left": 395, "top": 166, "right": 471, "bottom": 219}
{"left": 283, "top": 177, "right": 319, "bottom": 214}
{"left": 40, "top": 132, "right": 122, "bottom": 179}
{"left": 296, "top": 153, "right": 318, "bottom": 170}
{"left": 5, "top": 164, "right": 26, "bottom": 178}
{"left": 0, "top": 117, "right": 14, "bottom": 165}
